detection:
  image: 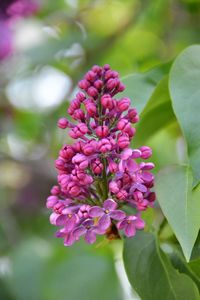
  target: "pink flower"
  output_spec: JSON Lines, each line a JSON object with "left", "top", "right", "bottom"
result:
{"left": 117, "top": 214, "right": 145, "bottom": 237}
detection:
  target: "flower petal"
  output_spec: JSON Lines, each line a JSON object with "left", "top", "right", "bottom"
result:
{"left": 50, "top": 213, "right": 66, "bottom": 226}
{"left": 64, "top": 232, "right": 76, "bottom": 246}
{"left": 103, "top": 199, "right": 117, "bottom": 211}
{"left": 124, "top": 223, "right": 136, "bottom": 237}
{"left": 73, "top": 226, "right": 86, "bottom": 239}
{"left": 98, "top": 214, "right": 111, "bottom": 230}
{"left": 121, "top": 148, "right": 132, "bottom": 160}
{"left": 89, "top": 206, "right": 104, "bottom": 218}
{"left": 85, "top": 229, "right": 96, "bottom": 244}
{"left": 110, "top": 210, "right": 126, "bottom": 221}
{"left": 65, "top": 214, "right": 77, "bottom": 232}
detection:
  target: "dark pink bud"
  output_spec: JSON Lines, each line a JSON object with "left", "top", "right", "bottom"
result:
{"left": 59, "top": 145, "right": 74, "bottom": 160}
{"left": 82, "top": 141, "right": 97, "bottom": 155}
{"left": 87, "top": 87, "right": 98, "bottom": 98}
{"left": 46, "top": 196, "right": 58, "bottom": 208}
{"left": 72, "top": 141, "right": 84, "bottom": 152}
{"left": 94, "top": 80, "right": 103, "bottom": 90}
{"left": 117, "top": 119, "right": 130, "bottom": 131}
{"left": 78, "top": 204, "right": 91, "bottom": 218}
{"left": 117, "top": 134, "right": 130, "bottom": 149}
{"left": 50, "top": 185, "right": 60, "bottom": 195}
{"left": 90, "top": 121, "right": 97, "bottom": 130}
{"left": 106, "top": 78, "right": 119, "bottom": 90}
{"left": 108, "top": 160, "right": 118, "bottom": 173}
{"left": 128, "top": 108, "right": 139, "bottom": 123}
{"left": 76, "top": 92, "right": 86, "bottom": 102}
{"left": 92, "top": 65, "right": 102, "bottom": 74}
{"left": 105, "top": 70, "right": 118, "bottom": 80}
{"left": 140, "top": 146, "right": 152, "bottom": 159}
{"left": 116, "top": 190, "right": 128, "bottom": 200}
{"left": 72, "top": 154, "right": 89, "bottom": 169}
{"left": 101, "top": 94, "right": 114, "bottom": 110}
{"left": 85, "top": 100, "right": 97, "bottom": 117}
{"left": 78, "top": 79, "right": 90, "bottom": 90}
{"left": 69, "top": 123, "right": 88, "bottom": 139}
{"left": 67, "top": 182, "right": 80, "bottom": 196}
{"left": 55, "top": 158, "right": 66, "bottom": 171}
{"left": 91, "top": 158, "right": 103, "bottom": 175}
{"left": 73, "top": 109, "right": 85, "bottom": 121}
{"left": 98, "top": 138, "right": 112, "bottom": 153}
{"left": 117, "top": 97, "right": 131, "bottom": 112}
{"left": 133, "top": 191, "right": 143, "bottom": 202}
{"left": 57, "top": 118, "right": 68, "bottom": 129}
{"left": 118, "top": 83, "right": 125, "bottom": 92}
{"left": 103, "top": 64, "right": 110, "bottom": 71}
{"left": 95, "top": 125, "right": 109, "bottom": 138}
{"left": 85, "top": 70, "right": 96, "bottom": 82}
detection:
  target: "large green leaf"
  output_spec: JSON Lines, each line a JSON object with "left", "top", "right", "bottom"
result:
{"left": 134, "top": 76, "right": 176, "bottom": 145}
{"left": 123, "top": 231, "right": 200, "bottom": 300}
{"left": 155, "top": 165, "right": 200, "bottom": 261}
{"left": 169, "top": 45, "right": 200, "bottom": 186}
{"left": 122, "top": 62, "right": 171, "bottom": 114}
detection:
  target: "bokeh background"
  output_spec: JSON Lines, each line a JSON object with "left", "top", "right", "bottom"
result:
{"left": 0, "top": 0, "right": 199, "bottom": 299}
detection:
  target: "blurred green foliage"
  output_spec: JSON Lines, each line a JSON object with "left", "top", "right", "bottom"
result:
{"left": 0, "top": 0, "right": 199, "bottom": 299}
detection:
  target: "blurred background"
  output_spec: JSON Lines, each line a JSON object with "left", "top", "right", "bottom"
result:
{"left": 0, "top": 0, "right": 199, "bottom": 299}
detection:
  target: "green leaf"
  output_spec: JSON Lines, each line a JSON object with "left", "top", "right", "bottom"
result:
{"left": 122, "top": 62, "right": 171, "bottom": 114}
{"left": 169, "top": 246, "right": 200, "bottom": 291}
{"left": 134, "top": 76, "right": 176, "bottom": 145}
{"left": 169, "top": 45, "right": 200, "bottom": 186}
{"left": 189, "top": 259, "right": 200, "bottom": 279}
{"left": 155, "top": 165, "right": 200, "bottom": 261}
{"left": 123, "top": 231, "right": 200, "bottom": 300}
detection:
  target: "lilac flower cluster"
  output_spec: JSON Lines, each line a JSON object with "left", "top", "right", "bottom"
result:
{"left": 46, "top": 64, "right": 155, "bottom": 246}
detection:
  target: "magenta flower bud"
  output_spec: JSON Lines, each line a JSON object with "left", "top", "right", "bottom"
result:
{"left": 85, "top": 70, "right": 96, "bottom": 82}
{"left": 78, "top": 205, "right": 91, "bottom": 218}
{"left": 105, "top": 70, "right": 119, "bottom": 80}
{"left": 106, "top": 78, "right": 119, "bottom": 90}
{"left": 95, "top": 126, "right": 109, "bottom": 138}
{"left": 117, "top": 118, "right": 130, "bottom": 131}
{"left": 98, "top": 138, "right": 112, "bottom": 153}
{"left": 108, "top": 160, "right": 118, "bottom": 173}
{"left": 73, "top": 109, "right": 85, "bottom": 121}
{"left": 118, "top": 83, "right": 125, "bottom": 92}
{"left": 103, "top": 64, "right": 110, "bottom": 71}
{"left": 78, "top": 79, "right": 90, "bottom": 90}
{"left": 76, "top": 92, "right": 86, "bottom": 102}
{"left": 69, "top": 123, "right": 88, "bottom": 139}
{"left": 85, "top": 100, "right": 97, "bottom": 117}
{"left": 87, "top": 87, "right": 98, "bottom": 98}
{"left": 46, "top": 196, "right": 58, "bottom": 208}
{"left": 117, "top": 134, "right": 130, "bottom": 149}
{"left": 117, "top": 97, "right": 131, "bottom": 112}
{"left": 67, "top": 182, "right": 80, "bottom": 196}
{"left": 57, "top": 118, "right": 69, "bottom": 129}
{"left": 127, "top": 108, "right": 139, "bottom": 123}
{"left": 82, "top": 141, "right": 97, "bottom": 155}
{"left": 141, "top": 162, "right": 155, "bottom": 170}
{"left": 72, "top": 154, "right": 89, "bottom": 169}
{"left": 55, "top": 158, "right": 66, "bottom": 171}
{"left": 101, "top": 94, "right": 114, "bottom": 110}
{"left": 59, "top": 145, "right": 74, "bottom": 160}
{"left": 92, "top": 65, "right": 102, "bottom": 73}
{"left": 94, "top": 80, "right": 103, "bottom": 90}
{"left": 140, "top": 146, "right": 152, "bottom": 159}
{"left": 50, "top": 185, "right": 60, "bottom": 195}
{"left": 91, "top": 159, "right": 103, "bottom": 175}
{"left": 116, "top": 190, "right": 128, "bottom": 200}
{"left": 72, "top": 141, "right": 84, "bottom": 152}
